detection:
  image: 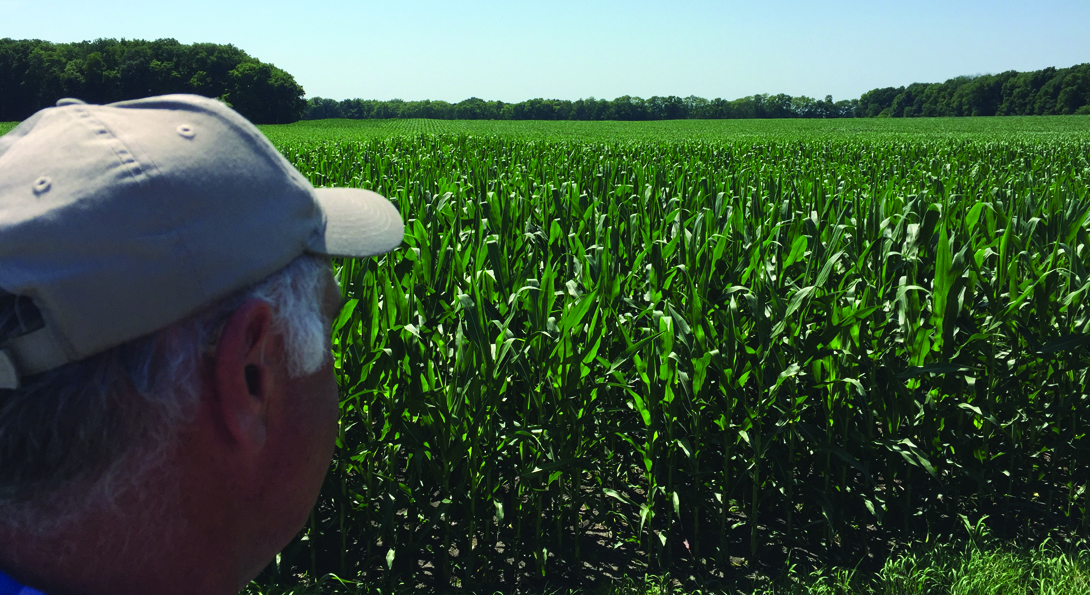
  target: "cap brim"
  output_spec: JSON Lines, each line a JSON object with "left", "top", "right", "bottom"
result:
{"left": 308, "top": 188, "right": 404, "bottom": 258}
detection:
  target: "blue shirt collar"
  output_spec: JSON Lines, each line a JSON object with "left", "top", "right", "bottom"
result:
{"left": 0, "top": 570, "right": 46, "bottom": 595}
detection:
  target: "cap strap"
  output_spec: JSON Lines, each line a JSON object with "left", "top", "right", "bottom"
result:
{"left": 0, "top": 328, "right": 70, "bottom": 389}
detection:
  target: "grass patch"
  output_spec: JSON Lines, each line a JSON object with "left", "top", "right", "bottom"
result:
{"left": 763, "top": 539, "right": 1090, "bottom": 595}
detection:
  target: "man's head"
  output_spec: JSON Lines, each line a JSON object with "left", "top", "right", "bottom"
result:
{"left": 0, "top": 254, "right": 335, "bottom": 529}
{"left": 0, "top": 95, "right": 402, "bottom": 594}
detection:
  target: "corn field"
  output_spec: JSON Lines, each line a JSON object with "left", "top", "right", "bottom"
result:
{"left": 254, "top": 119, "right": 1090, "bottom": 590}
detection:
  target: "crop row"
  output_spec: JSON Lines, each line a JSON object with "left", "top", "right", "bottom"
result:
{"left": 259, "top": 131, "right": 1090, "bottom": 589}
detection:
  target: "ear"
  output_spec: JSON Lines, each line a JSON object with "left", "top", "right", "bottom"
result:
{"left": 211, "top": 298, "right": 283, "bottom": 452}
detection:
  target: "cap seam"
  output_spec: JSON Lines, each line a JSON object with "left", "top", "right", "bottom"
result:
{"left": 113, "top": 98, "right": 319, "bottom": 286}
{"left": 62, "top": 104, "right": 214, "bottom": 353}
{"left": 92, "top": 108, "right": 212, "bottom": 303}
{"left": 120, "top": 96, "right": 311, "bottom": 196}
{"left": 109, "top": 98, "right": 317, "bottom": 323}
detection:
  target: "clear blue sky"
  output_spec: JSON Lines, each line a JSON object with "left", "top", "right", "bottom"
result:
{"left": 3, "top": 0, "right": 1088, "bottom": 103}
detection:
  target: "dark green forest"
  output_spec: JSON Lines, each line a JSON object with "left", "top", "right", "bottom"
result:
{"left": 303, "top": 63, "right": 1090, "bottom": 121}
{"left": 303, "top": 93, "right": 860, "bottom": 121}
{"left": 1, "top": 38, "right": 1087, "bottom": 123}
{"left": 857, "top": 63, "right": 1090, "bottom": 117}
{"left": 0, "top": 38, "right": 306, "bottom": 124}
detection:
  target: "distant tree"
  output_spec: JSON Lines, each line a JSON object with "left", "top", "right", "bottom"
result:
{"left": 857, "top": 87, "right": 901, "bottom": 118}
{"left": 340, "top": 99, "right": 374, "bottom": 119}
{"left": 791, "top": 95, "right": 817, "bottom": 118}
{"left": 685, "top": 95, "right": 710, "bottom": 118}
{"left": 856, "top": 63, "right": 1089, "bottom": 118}
{"left": 1055, "top": 67, "right": 1090, "bottom": 114}
{"left": 601, "top": 95, "right": 647, "bottom": 120}
{"left": 764, "top": 93, "right": 794, "bottom": 118}
{"left": 0, "top": 38, "right": 306, "bottom": 123}
{"left": 705, "top": 98, "right": 735, "bottom": 118}
{"left": 729, "top": 96, "right": 760, "bottom": 119}
{"left": 454, "top": 97, "right": 489, "bottom": 119}
{"left": 220, "top": 61, "right": 305, "bottom": 124}
{"left": 305, "top": 97, "right": 343, "bottom": 119}
{"left": 835, "top": 98, "right": 857, "bottom": 118}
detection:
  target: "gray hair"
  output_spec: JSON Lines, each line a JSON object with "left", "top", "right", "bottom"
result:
{"left": 0, "top": 254, "right": 334, "bottom": 532}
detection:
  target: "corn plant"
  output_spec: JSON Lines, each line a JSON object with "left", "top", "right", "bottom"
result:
{"left": 253, "top": 119, "right": 1090, "bottom": 590}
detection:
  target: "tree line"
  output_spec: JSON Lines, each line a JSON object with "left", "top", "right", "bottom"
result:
{"left": 2, "top": 39, "right": 1086, "bottom": 123}
{"left": 0, "top": 38, "right": 307, "bottom": 124}
{"left": 305, "top": 63, "right": 1089, "bottom": 121}
{"left": 858, "top": 63, "right": 1090, "bottom": 117}
{"left": 305, "top": 94, "right": 859, "bottom": 121}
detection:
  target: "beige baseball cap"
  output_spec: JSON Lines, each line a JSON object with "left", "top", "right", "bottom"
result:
{"left": 0, "top": 94, "right": 403, "bottom": 389}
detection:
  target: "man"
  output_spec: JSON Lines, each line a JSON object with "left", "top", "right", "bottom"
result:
{"left": 0, "top": 95, "right": 403, "bottom": 595}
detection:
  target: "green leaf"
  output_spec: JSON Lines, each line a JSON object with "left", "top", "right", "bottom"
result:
{"left": 332, "top": 298, "right": 359, "bottom": 335}
{"left": 897, "top": 363, "right": 975, "bottom": 379}
{"left": 677, "top": 437, "right": 694, "bottom": 459}
{"left": 785, "top": 286, "right": 816, "bottom": 318}
{"left": 630, "top": 390, "right": 652, "bottom": 427}
{"left": 783, "top": 235, "right": 808, "bottom": 268}
{"left": 603, "top": 488, "right": 634, "bottom": 506}
{"left": 561, "top": 287, "right": 599, "bottom": 333}
{"left": 1036, "top": 333, "right": 1090, "bottom": 356}
{"left": 607, "top": 331, "right": 664, "bottom": 375}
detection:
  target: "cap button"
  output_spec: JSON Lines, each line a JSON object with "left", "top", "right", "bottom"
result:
{"left": 176, "top": 124, "right": 196, "bottom": 139}
{"left": 56, "top": 98, "right": 87, "bottom": 107}
{"left": 32, "top": 177, "right": 52, "bottom": 196}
